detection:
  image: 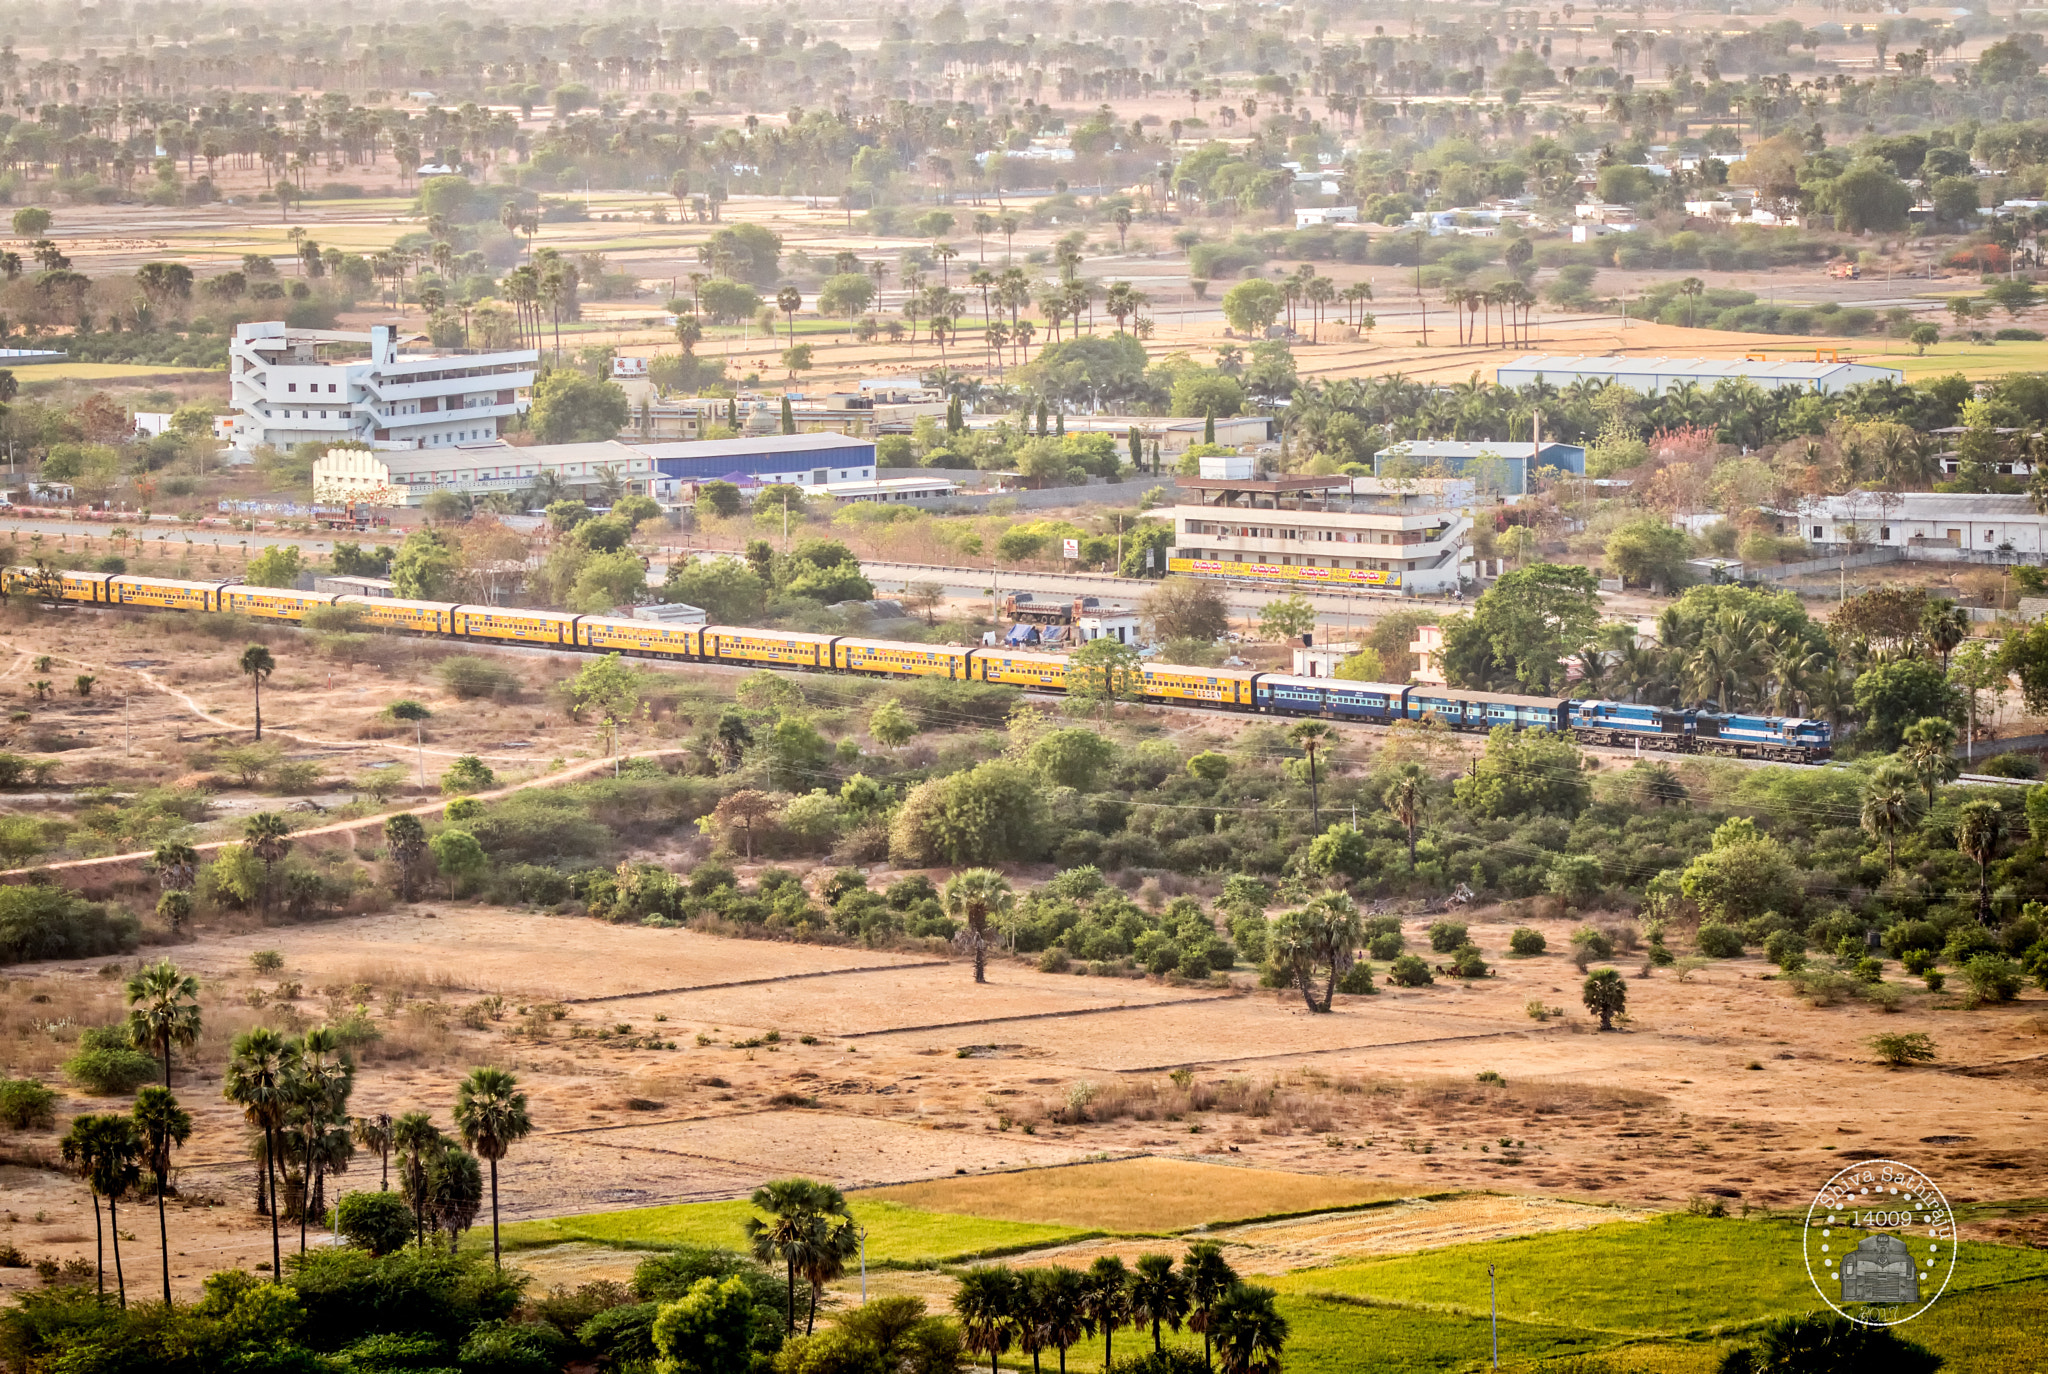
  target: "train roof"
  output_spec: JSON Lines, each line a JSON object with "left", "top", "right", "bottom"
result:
{"left": 580, "top": 613, "right": 696, "bottom": 633}
{"left": 1144, "top": 662, "right": 1256, "bottom": 679}
{"left": 457, "top": 605, "right": 579, "bottom": 623}
{"left": 337, "top": 595, "right": 460, "bottom": 613}
{"left": 980, "top": 649, "right": 1068, "bottom": 666}
{"left": 225, "top": 585, "right": 340, "bottom": 600}
{"left": 1259, "top": 674, "right": 1409, "bottom": 695}
{"left": 703, "top": 626, "right": 839, "bottom": 644}
{"left": 118, "top": 574, "right": 235, "bottom": 589}
{"left": 1409, "top": 686, "right": 1568, "bottom": 710}
{"left": 836, "top": 637, "right": 969, "bottom": 653}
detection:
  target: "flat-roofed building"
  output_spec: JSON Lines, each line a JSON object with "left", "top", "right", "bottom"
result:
{"left": 1496, "top": 353, "right": 1903, "bottom": 395}
{"left": 1162, "top": 476, "right": 1470, "bottom": 596}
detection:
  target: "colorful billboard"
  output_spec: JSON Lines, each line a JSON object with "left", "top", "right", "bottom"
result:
{"left": 1167, "top": 557, "right": 1401, "bottom": 588}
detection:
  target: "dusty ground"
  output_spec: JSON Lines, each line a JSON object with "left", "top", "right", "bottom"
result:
{"left": 3, "top": 895, "right": 2043, "bottom": 1303}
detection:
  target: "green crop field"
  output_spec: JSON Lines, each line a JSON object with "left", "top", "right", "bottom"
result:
{"left": 1895, "top": 338, "right": 2048, "bottom": 380}
{"left": 492, "top": 1196, "right": 1094, "bottom": 1265}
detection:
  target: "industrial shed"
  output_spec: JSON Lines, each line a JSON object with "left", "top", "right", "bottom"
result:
{"left": 1495, "top": 354, "right": 1904, "bottom": 395}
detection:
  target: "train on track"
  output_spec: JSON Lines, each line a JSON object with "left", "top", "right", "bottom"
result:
{"left": 5, "top": 567, "right": 1836, "bottom": 762}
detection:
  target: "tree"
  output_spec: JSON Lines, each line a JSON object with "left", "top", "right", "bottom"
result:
{"left": 955, "top": 1266, "right": 1019, "bottom": 1374}
{"left": 63, "top": 1114, "right": 141, "bottom": 1306}
{"left": 890, "top": 762, "right": 1051, "bottom": 867}
{"left": 945, "top": 868, "right": 1015, "bottom": 984}
{"left": 244, "top": 812, "right": 293, "bottom": 905}
{"left": 240, "top": 644, "right": 276, "bottom": 740}
{"left": 12, "top": 206, "right": 50, "bottom": 236}
{"left": 1257, "top": 594, "right": 1316, "bottom": 643}
{"left": 1855, "top": 661, "right": 1961, "bottom": 751}
{"left": 392, "top": 1111, "right": 442, "bottom": 1248}
{"left": 1921, "top": 599, "right": 1969, "bottom": 670}
{"left": 1210, "top": 1284, "right": 1287, "bottom": 1374}
{"left": 1221, "top": 279, "right": 1283, "bottom": 335}
{"left": 1144, "top": 577, "right": 1229, "bottom": 643}
{"left": 1678, "top": 816, "right": 1800, "bottom": 924}
{"left": 1604, "top": 518, "right": 1691, "bottom": 592}
{"left": 125, "top": 959, "right": 201, "bottom": 1087}
{"left": 1824, "top": 159, "right": 1914, "bottom": 234}
{"left": 1129, "top": 1254, "right": 1190, "bottom": 1353}
{"left": 1451, "top": 563, "right": 1601, "bottom": 693}
{"left": 870, "top": 699, "right": 918, "bottom": 748}
{"left": 664, "top": 556, "right": 766, "bottom": 623}
{"left": 1582, "top": 967, "right": 1627, "bottom": 1030}
{"left": 431, "top": 828, "right": 487, "bottom": 896}
{"left": 1080, "top": 1257, "right": 1131, "bottom": 1370}
{"left": 1068, "top": 636, "right": 1143, "bottom": 703}
{"left": 1910, "top": 323, "right": 1941, "bottom": 355}
{"left": 353, "top": 1112, "right": 395, "bottom": 1191}
{"left": 1171, "top": 374, "right": 1245, "bottom": 419}
{"left": 745, "top": 1178, "right": 853, "bottom": 1334}
{"left": 1899, "top": 716, "right": 1962, "bottom": 809}
{"left": 455, "top": 1066, "right": 533, "bottom": 1269}
{"left": 1027, "top": 728, "right": 1117, "bottom": 791}
{"left": 223, "top": 1026, "right": 301, "bottom": 1280}
{"left": 1861, "top": 759, "right": 1925, "bottom": 873}
{"left": 1269, "top": 892, "right": 1363, "bottom": 1013}
{"left": 245, "top": 544, "right": 305, "bottom": 589}
{"left": 1289, "top": 721, "right": 1332, "bottom": 829}
{"left": 712, "top": 790, "right": 778, "bottom": 860}
{"left": 781, "top": 344, "right": 814, "bottom": 380}
{"left": 1384, "top": 763, "right": 1429, "bottom": 866}
{"left": 150, "top": 840, "right": 199, "bottom": 895}
{"left": 384, "top": 812, "right": 428, "bottom": 901}
{"left": 1183, "top": 1241, "right": 1239, "bottom": 1371}
{"left": 421, "top": 1138, "right": 483, "bottom": 1251}
{"left": 530, "top": 370, "right": 631, "bottom": 443}
{"left": 131, "top": 1086, "right": 192, "bottom": 1306}
{"left": 1716, "top": 1312, "right": 1943, "bottom": 1374}
{"left": 818, "top": 272, "right": 877, "bottom": 318}
{"left": 571, "top": 653, "right": 643, "bottom": 728}
{"left": 1958, "top": 798, "right": 2005, "bottom": 925}
{"left": 391, "top": 529, "right": 460, "bottom": 601}
{"left": 653, "top": 1276, "right": 761, "bottom": 1374}
{"left": 1870, "top": 1031, "right": 1938, "bottom": 1068}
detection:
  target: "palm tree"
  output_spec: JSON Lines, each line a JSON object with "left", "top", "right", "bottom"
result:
{"left": 245, "top": 812, "right": 294, "bottom": 909}
{"left": 125, "top": 959, "right": 201, "bottom": 1087}
{"left": 1383, "top": 763, "right": 1428, "bottom": 866}
{"left": 393, "top": 1111, "right": 442, "bottom": 1248}
{"left": 1957, "top": 798, "right": 2005, "bottom": 925}
{"left": 1081, "top": 1255, "right": 1132, "bottom": 1369}
{"left": 796, "top": 1210, "right": 860, "bottom": 1335}
{"left": 224, "top": 1027, "right": 301, "bottom": 1280}
{"left": 1183, "top": 1241, "right": 1239, "bottom": 1371}
{"left": 291, "top": 1027, "right": 354, "bottom": 1252}
{"left": 1861, "top": 760, "right": 1924, "bottom": 873}
{"left": 1211, "top": 1284, "right": 1288, "bottom": 1374}
{"left": 1130, "top": 1253, "right": 1191, "bottom": 1353}
{"left": 745, "top": 1178, "right": 849, "bottom": 1333}
{"left": 1899, "top": 717, "right": 1960, "bottom": 810}
{"left": 64, "top": 1115, "right": 141, "bottom": 1306}
{"left": 239, "top": 644, "right": 275, "bottom": 740}
{"left": 60, "top": 1114, "right": 115, "bottom": 1297}
{"left": 150, "top": 841, "right": 198, "bottom": 896}
{"left": 943, "top": 868, "right": 1015, "bottom": 985}
{"left": 1290, "top": 721, "right": 1333, "bottom": 829}
{"left": 455, "top": 1067, "right": 533, "bottom": 1269}
{"left": 776, "top": 286, "right": 802, "bottom": 344}
{"left": 1920, "top": 599, "right": 1969, "bottom": 670}
{"left": 353, "top": 1112, "right": 395, "bottom": 1190}
{"left": 1034, "top": 1266, "right": 1090, "bottom": 1374}
{"left": 132, "top": 1087, "right": 192, "bottom": 1306}
{"left": 1014, "top": 1267, "right": 1049, "bottom": 1374}
{"left": 955, "top": 1265, "right": 1021, "bottom": 1374}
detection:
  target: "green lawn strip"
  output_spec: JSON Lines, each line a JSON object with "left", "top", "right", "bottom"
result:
{"left": 492, "top": 1197, "right": 1094, "bottom": 1265}
{"left": 1266, "top": 1214, "right": 2048, "bottom": 1339}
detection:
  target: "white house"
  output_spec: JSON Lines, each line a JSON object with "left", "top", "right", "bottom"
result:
{"left": 1295, "top": 206, "right": 1359, "bottom": 228}
{"left": 228, "top": 322, "right": 537, "bottom": 451}
{"left": 1791, "top": 492, "right": 2047, "bottom": 558}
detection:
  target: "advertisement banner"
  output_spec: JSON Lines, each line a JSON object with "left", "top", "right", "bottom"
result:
{"left": 1166, "top": 557, "right": 1401, "bottom": 588}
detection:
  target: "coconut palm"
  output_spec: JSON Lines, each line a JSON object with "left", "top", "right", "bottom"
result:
{"left": 1861, "top": 760, "right": 1924, "bottom": 873}
{"left": 353, "top": 1112, "right": 395, "bottom": 1190}
{"left": 132, "top": 1087, "right": 192, "bottom": 1306}
{"left": 223, "top": 1027, "right": 301, "bottom": 1280}
{"left": 943, "top": 868, "right": 1015, "bottom": 985}
{"left": 125, "top": 959, "right": 201, "bottom": 1087}
{"left": 1130, "top": 1253, "right": 1191, "bottom": 1353}
{"left": 1210, "top": 1283, "right": 1288, "bottom": 1374}
{"left": 455, "top": 1066, "right": 533, "bottom": 1268}
{"left": 1081, "top": 1255, "right": 1132, "bottom": 1369}
{"left": 955, "top": 1265, "right": 1021, "bottom": 1374}
{"left": 1183, "top": 1241, "right": 1239, "bottom": 1371}
{"left": 239, "top": 644, "right": 276, "bottom": 740}
{"left": 392, "top": 1111, "right": 442, "bottom": 1248}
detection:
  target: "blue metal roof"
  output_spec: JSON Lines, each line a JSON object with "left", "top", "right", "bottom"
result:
{"left": 633, "top": 432, "right": 877, "bottom": 480}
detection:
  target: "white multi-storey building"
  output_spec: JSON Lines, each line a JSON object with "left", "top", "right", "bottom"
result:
{"left": 1163, "top": 473, "right": 1472, "bottom": 597}
{"left": 226, "top": 322, "right": 537, "bottom": 450}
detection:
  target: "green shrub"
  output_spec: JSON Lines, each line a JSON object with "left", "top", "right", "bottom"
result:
{"left": 458, "top": 1321, "right": 569, "bottom": 1374}
{"left": 0, "top": 885, "right": 140, "bottom": 966}
{"left": 1508, "top": 927, "right": 1546, "bottom": 956}
{"left": 1961, "top": 953, "right": 2022, "bottom": 1006}
{"left": 1367, "top": 930, "right": 1403, "bottom": 960}
{"left": 576, "top": 1303, "right": 660, "bottom": 1368}
{"left": 437, "top": 656, "right": 520, "bottom": 701}
{"left": 1336, "top": 961, "right": 1376, "bottom": 994}
{"left": 1944, "top": 925, "right": 1998, "bottom": 966}
{"left": 1882, "top": 919, "right": 1941, "bottom": 960}
{"left": 1038, "top": 947, "right": 1072, "bottom": 973}
{"left": 1852, "top": 956, "right": 1885, "bottom": 984}
{"left": 0, "top": 1076, "right": 58, "bottom": 1129}
{"left": 335, "top": 1190, "right": 415, "bottom": 1257}
{"left": 1449, "top": 943, "right": 1489, "bottom": 978}
{"left": 1426, "top": 920, "right": 1468, "bottom": 953}
{"left": 1763, "top": 929, "right": 1808, "bottom": 972}
{"left": 441, "top": 756, "right": 496, "bottom": 795}
{"left": 286, "top": 1247, "right": 525, "bottom": 1350}
{"left": 333, "top": 1333, "right": 452, "bottom": 1370}
{"left": 1695, "top": 923, "right": 1745, "bottom": 959}
{"left": 64, "top": 1046, "right": 159, "bottom": 1095}
{"left": 1387, "top": 954, "right": 1433, "bottom": 987}
{"left": 1360, "top": 914, "right": 1402, "bottom": 939}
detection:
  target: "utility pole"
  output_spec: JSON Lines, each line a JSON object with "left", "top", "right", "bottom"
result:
{"left": 1490, "top": 1264, "right": 1499, "bottom": 1369}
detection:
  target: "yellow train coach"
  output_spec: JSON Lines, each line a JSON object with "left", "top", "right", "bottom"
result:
{"left": 1140, "top": 664, "right": 1257, "bottom": 707}
{"left": 112, "top": 576, "right": 228, "bottom": 612}
{"left": 221, "top": 587, "right": 342, "bottom": 621}
{"left": 341, "top": 597, "right": 455, "bottom": 635}
{"left": 833, "top": 639, "right": 970, "bottom": 679}
{"left": 453, "top": 607, "right": 579, "bottom": 645}
{"left": 972, "top": 650, "right": 1068, "bottom": 692}
{"left": 705, "top": 628, "right": 833, "bottom": 668}
{"left": 1, "top": 567, "right": 117, "bottom": 603}
{"left": 578, "top": 616, "right": 702, "bottom": 658}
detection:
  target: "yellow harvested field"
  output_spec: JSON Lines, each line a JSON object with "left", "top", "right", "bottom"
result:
{"left": 865, "top": 1156, "right": 1405, "bottom": 1234}
{"left": 19, "top": 362, "right": 219, "bottom": 381}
